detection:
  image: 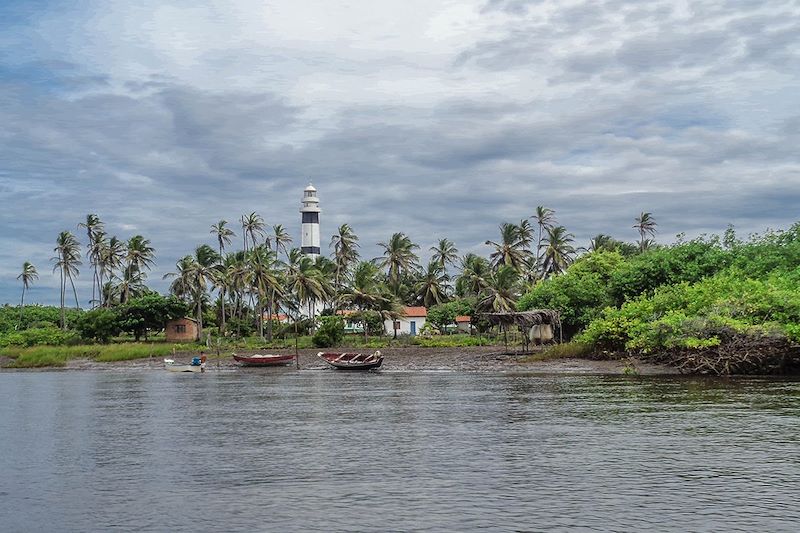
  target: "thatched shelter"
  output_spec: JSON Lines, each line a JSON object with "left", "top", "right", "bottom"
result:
{"left": 480, "top": 310, "right": 562, "bottom": 353}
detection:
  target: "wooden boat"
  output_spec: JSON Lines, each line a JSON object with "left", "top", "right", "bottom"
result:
{"left": 318, "top": 351, "right": 383, "bottom": 370}
{"left": 164, "top": 358, "right": 205, "bottom": 373}
{"left": 233, "top": 353, "right": 295, "bottom": 366}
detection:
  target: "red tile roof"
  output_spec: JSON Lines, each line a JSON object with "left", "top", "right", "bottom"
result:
{"left": 403, "top": 306, "right": 428, "bottom": 317}
{"left": 455, "top": 315, "right": 471, "bottom": 323}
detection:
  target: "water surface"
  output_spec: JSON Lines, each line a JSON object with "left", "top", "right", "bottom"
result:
{"left": 1, "top": 370, "right": 799, "bottom": 531}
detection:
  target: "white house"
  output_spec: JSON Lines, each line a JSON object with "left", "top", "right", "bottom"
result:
{"left": 385, "top": 306, "right": 427, "bottom": 336}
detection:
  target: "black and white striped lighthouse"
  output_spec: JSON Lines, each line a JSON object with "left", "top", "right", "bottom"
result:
{"left": 300, "top": 183, "right": 321, "bottom": 258}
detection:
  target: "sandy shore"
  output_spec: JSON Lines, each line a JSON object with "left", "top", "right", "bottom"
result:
{"left": 37, "top": 346, "right": 675, "bottom": 375}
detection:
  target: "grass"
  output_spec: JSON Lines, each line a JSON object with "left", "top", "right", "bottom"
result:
{"left": 2, "top": 342, "right": 199, "bottom": 368}
{"left": 522, "top": 342, "right": 593, "bottom": 362}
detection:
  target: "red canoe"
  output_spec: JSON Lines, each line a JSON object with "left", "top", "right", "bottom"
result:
{"left": 233, "top": 353, "right": 295, "bottom": 366}
{"left": 318, "top": 351, "right": 383, "bottom": 370}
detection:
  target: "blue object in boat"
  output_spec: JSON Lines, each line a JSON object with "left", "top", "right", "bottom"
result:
{"left": 191, "top": 357, "right": 201, "bottom": 366}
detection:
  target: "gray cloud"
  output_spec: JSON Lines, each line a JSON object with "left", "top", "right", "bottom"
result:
{"left": 1, "top": 0, "right": 800, "bottom": 304}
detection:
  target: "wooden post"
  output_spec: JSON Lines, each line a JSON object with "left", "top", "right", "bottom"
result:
{"left": 295, "top": 319, "right": 300, "bottom": 369}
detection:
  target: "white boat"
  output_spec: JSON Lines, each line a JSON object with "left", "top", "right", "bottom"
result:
{"left": 164, "top": 358, "right": 205, "bottom": 373}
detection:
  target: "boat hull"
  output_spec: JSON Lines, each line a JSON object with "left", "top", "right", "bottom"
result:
{"left": 233, "top": 354, "right": 295, "bottom": 366}
{"left": 164, "top": 363, "right": 204, "bottom": 372}
{"left": 318, "top": 351, "right": 383, "bottom": 371}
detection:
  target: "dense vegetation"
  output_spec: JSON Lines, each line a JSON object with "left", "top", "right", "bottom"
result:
{"left": 519, "top": 224, "right": 800, "bottom": 374}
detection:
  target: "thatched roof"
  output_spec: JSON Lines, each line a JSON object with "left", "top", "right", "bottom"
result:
{"left": 480, "top": 310, "right": 561, "bottom": 328}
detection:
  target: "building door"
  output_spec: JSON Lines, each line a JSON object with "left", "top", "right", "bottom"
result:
{"left": 410, "top": 321, "right": 416, "bottom": 336}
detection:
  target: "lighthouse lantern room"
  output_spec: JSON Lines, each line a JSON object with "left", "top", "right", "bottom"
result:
{"left": 300, "top": 183, "right": 321, "bottom": 258}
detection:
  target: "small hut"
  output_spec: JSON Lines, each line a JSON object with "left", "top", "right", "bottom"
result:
{"left": 165, "top": 317, "right": 200, "bottom": 342}
{"left": 480, "top": 310, "right": 562, "bottom": 354}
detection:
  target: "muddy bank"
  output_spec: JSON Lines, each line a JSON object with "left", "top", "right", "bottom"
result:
{"left": 44, "top": 346, "right": 675, "bottom": 375}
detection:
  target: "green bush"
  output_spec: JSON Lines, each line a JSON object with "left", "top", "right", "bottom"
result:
{"left": 608, "top": 239, "right": 729, "bottom": 305}
{"left": 427, "top": 299, "right": 476, "bottom": 333}
{"left": 312, "top": 316, "right": 345, "bottom": 348}
{"left": 0, "top": 327, "right": 80, "bottom": 348}
{"left": 74, "top": 308, "right": 122, "bottom": 343}
{"left": 0, "top": 305, "right": 83, "bottom": 333}
{"left": 518, "top": 251, "right": 623, "bottom": 337}
{"left": 577, "top": 270, "right": 800, "bottom": 353}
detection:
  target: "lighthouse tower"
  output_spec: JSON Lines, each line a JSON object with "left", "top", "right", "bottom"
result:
{"left": 300, "top": 183, "right": 321, "bottom": 258}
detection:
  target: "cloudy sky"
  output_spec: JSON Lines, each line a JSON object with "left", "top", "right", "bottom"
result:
{"left": 2, "top": 0, "right": 799, "bottom": 305}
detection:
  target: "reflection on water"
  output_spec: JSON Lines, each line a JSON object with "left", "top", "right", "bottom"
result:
{"left": 1, "top": 371, "right": 799, "bottom": 531}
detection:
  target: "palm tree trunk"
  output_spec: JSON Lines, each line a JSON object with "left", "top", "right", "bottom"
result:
{"left": 19, "top": 286, "right": 25, "bottom": 328}
{"left": 536, "top": 227, "right": 543, "bottom": 272}
{"left": 59, "top": 259, "right": 66, "bottom": 330}
{"left": 220, "top": 288, "right": 227, "bottom": 335}
{"left": 91, "top": 266, "right": 96, "bottom": 309}
{"left": 196, "top": 298, "right": 203, "bottom": 340}
{"left": 69, "top": 275, "right": 79, "bottom": 310}
{"left": 266, "top": 291, "right": 274, "bottom": 341}
{"left": 258, "top": 298, "right": 264, "bottom": 340}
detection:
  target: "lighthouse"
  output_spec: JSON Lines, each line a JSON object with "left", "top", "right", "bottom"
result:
{"left": 300, "top": 183, "right": 321, "bottom": 258}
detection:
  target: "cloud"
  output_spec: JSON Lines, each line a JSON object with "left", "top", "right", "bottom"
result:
{"left": 1, "top": 0, "right": 799, "bottom": 304}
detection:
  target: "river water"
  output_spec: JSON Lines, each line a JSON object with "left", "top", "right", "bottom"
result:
{"left": 1, "top": 370, "right": 799, "bottom": 532}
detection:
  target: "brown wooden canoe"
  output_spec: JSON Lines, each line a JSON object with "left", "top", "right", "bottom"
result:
{"left": 318, "top": 351, "right": 383, "bottom": 370}
{"left": 233, "top": 353, "right": 295, "bottom": 366}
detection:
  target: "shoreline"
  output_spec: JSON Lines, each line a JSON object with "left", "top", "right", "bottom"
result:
{"left": 2, "top": 346, "right": 676, "bottom": 375}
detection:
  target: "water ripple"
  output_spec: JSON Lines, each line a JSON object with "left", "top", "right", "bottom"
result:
{"left": 1, "top": 372, "right": 799, "bottom": 531}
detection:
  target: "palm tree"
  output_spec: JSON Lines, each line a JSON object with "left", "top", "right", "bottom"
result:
{"left": 455, "top": 253, "right": 491, "bottom": 298}
{"left": 225, "top": 251, "right": 251, "bottom": 334}
{"left": 539, "top": 225, "right": 576, "bottom": 277}
{"left": 430, "top": 238, "right": 459, "bottom": 270}
{"left": 210, "top": 220, "right": 235, "bottom": 256}
{"left": 342, "top": 261, "right": 384, "bottom": 310}
{"left": 165, "top": 245, "right": 221, "bottom": 338}
{"left": 78, "top": 214, "right": 104, "bottom": 307}
{"left": 17, "top": 262, "right": 38, "bottom": 327}
{"left": 241, "top": 212, "right": 266, "bottom": 252}
{"left": 286, "top": 249, "right": 329, "bottom": 326}
{"left": 518, "top": 219, "right": 534, "bottom": 251}
{"left": 52, "top": 231, "right": 82, "bottom": 329}
{"left": 485, "top": 223, "right": 531, "bottom": 272}
{"left": 121, "top": 235, "right": 155, "bottom": 303}
{"left": 192, "top": 244, "right": 222, "bottom": 335}
{"left": 330, "top": 224, "right": 360, "bottom": 309}
{"left": 376, "top": 233, "right": 420, "bottom": 295}
{"left": 478, "top": 266, "right": 519, "bottom": 312}
{"left": 415, "top": 260, "right": 448, "bottom": 308}
{"left": 87, "top": 230, "right": 108, "bottom": 307}
{"left": 633, "top": 212, "right": 657, "bottom": 251}
{"left": 341, "top": 261, "right": 392, "bottom": 341}
{"left": 98, "top": 236, "right": 125, "bottom": 306}
{"left": 588, "top": 233, "right": 614, "bottom": 252}
{"left": 271, "top": 224, "right": 293, "bottom": 258}
{"left": 248, "top": 245, "right": 283, "bottom": 339}
{"left": 533, "top": 206, "right": 556, "bottom": 269}
{"left": 116, "top": 268, "right": 148, "bottom": 303}
{"left": 210, "top": 220, "right": 235, "bottom": 331}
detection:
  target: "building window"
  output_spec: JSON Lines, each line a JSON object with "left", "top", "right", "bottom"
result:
{"left": 176, "top": 324, "right": 186, "bottom": 333}
{"left": 305, "top": 191, "right": 314, "bottom": 197}
{"left": 394, "top": 321, "right": 400, "bottom": 330}
{"left": 302, "top": 212, "right": 319, "bottom": 224}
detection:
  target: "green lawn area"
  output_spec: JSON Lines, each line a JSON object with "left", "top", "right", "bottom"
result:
{"left": 2, "top": 342, "right": 198, "bottom": 368}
